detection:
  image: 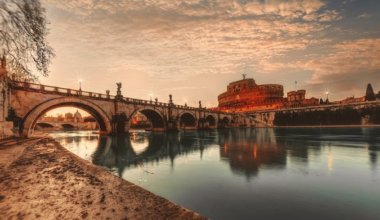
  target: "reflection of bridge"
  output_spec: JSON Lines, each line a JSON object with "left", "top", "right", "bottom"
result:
{"left": 92, "top": 131, "right": 217, "bottom": 174}
{"left": 62, "top": 128, "right": 379, "bottom": 180}
{"left": 91, "top": 129, "right": 289, "bottom": 178}
{"left": 7, "top": 80, "right": 253, "bottom": 137}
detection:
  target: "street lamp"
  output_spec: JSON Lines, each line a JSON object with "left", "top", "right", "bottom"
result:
{"left": 325, "top": 91, "right": 329, "bottom": 99}
{"left": 148, "top": 93, "right": 153, "bottom": 102}
{"left": 78, "top": 79, "right": 83, "bottom": 91}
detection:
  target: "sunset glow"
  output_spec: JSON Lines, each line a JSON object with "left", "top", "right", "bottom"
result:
{"left": 41, "top": 0, "right": 380, "bottom": 106}
{"left": 2, "top": 1, "right": 380, "bottom": 219}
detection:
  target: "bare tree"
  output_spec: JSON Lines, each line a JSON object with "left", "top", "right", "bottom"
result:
{"left": 0, "top": 0, "right": 54, "bottom": 81}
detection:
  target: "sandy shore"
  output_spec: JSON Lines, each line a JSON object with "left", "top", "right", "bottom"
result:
{"left": 0, "top": 137, "right": 205, "bottom": 220}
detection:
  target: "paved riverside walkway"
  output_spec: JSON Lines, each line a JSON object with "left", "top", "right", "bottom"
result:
{"left": 0, "top": 138, "right": 205, "bottom": 219}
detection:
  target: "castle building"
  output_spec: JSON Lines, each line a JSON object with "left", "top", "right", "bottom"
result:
{"left": 218, "top": 75, "right": 284, "bottom": 112}
{"left": 287, "top": 90, "right": 305, "bottom": 102}
{"left": 285, "top": 90, "right": 319, "bottom": 108}
{"left": 217, "top": 75, "right": 320, "bottom": 112}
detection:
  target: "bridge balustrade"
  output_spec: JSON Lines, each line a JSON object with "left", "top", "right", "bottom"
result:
{"left": 44, "top": 85, "right": 58, "bottom": 92}
{"left": 10, "top": 80, "right": 231, "bottom": 115}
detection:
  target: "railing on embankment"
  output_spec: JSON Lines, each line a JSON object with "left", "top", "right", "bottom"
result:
{"left": 247, "top": 100, "right": 380, "bottom": 114}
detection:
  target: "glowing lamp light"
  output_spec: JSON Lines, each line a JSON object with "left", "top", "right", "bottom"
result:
{"left": 325, "top": 91, "right": 329, "bottom": 100}
{"left": 148, "top": 93, "right": 154, "bottom": 101}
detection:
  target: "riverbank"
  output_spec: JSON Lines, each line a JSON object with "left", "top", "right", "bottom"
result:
{"left": 254, "top": 124, "right": 380, "bottom": 128}
{"left": 0, "top": 137, "right": 205, "bottom": 219}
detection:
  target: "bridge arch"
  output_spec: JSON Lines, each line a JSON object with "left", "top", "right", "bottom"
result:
{"left": 179, "top": 112, "right": 197, "bottom": 129}
{"left": 219, "top": 116, "right": 230, "bottom": 128}
{"left": 205, "top": 114, "right": 217, "bottom": 128}
{"left": 61, "top": 123, "right": 75, "bottom": 130}
{"left": 22, "top": 97, "right": 112, "bottom": 137}
{"left": 129, "top": 107, "right": 166, "bottom": 132}
{"left": 34, "top": 122, "right": 54, "bottom": 130}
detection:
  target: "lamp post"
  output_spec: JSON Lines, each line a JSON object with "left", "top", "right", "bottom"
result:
{"left": 149, "top": 93, "right": 153, "bottom": 102}
{"left": 78, "top": 79, "right": 82, "bottom": 91}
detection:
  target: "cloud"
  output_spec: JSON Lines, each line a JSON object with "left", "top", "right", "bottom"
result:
{"left": 285, "top": 38, "right": 380, "bottom": 98}
{"left": 43, "top": 0, "right": 331, "bottom": 81}
{"left": 304, "top": 39, "right": 380, "bottom": 83}
{"left": 357, "top": 13, "right": 372, "bottom": 19}
{"left": 40, "top": 0, "right": 379, "bottom": 104}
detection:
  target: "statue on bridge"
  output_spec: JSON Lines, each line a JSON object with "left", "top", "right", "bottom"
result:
{"left": 116, "top": 82, "right": 123, "bottom": 98}
{"left": 169, "top": 94, "right": 173, "bottom": 104}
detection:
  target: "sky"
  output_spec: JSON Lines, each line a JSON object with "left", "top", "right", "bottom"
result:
{"left": 40, "top": 0, "right": 380, "bottom": 110}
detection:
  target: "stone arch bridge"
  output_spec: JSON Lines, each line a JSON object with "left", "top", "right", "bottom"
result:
{"left": 7, "top": 81, "right": 252, "bottom": 137}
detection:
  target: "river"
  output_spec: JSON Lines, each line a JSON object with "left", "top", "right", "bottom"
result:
{"left": 49, "top": 128, "right": 380, "bottom": 220}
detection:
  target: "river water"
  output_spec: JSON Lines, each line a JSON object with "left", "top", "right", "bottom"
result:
{"left": 49, "top": 128, "right": 380, "bottom": 220}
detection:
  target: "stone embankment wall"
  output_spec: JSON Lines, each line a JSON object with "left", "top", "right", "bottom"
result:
{"left": 273, "top": 107, "right": 380, "bottom": 126}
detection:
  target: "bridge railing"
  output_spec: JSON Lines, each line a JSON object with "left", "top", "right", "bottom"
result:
{"left": 11, "top": 81, "right": 117, "bottom": 100}
{"left": 10, "top": 80, "right": 230, "bottom": 114}
{"left": 248, "top": 100, "right": 380, "bottom": 114}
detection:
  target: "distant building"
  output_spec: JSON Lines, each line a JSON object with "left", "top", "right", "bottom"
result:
{"left": 64, "top": 112, "right": 73, "bottom": 122}
{"left": 57, "top": 114, "right": 64, "bottom": 122}
{"left": 333, "top": 96, "right": 365, "bottom": 104}
{"left": 287, "top": 90, "right": 305, "bottom": 102}
{"left": 61, "top": 110, "right": 83, "bottom": 123}
{"left": 217, "top": 75, "right": 321, "bottom": 112}
{"left": 37, "top": 111, "right": 98, "bottom": 131}
{"left": 83, "top": 115, "right": 96, "bottom": 122}
{"left": 73, "top": 110, "right": 83, "bottom": 123}
{"left": 131, "top": 112, "right": 151, "bottom": 128}
{"left": 218, "top": 76, "right": 284, "bottom": 112}
{"left": 285, "top": 90, "right": 319, "bottom": 108}
{"left": 40, "top": 114, "right": 57, "bottom": 122}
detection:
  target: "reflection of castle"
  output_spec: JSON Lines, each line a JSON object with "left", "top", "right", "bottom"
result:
{"left": 219, "top": 129, "right": 287, "bottom": 179}
{"left": 88, "top": 128, "right": 378, "bottom": 180}
{"left": 92, "top": 129, "right": 291, "bottom": 179}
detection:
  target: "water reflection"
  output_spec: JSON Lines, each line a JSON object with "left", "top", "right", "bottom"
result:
{"left": 49, "top": 127, "right": 380, "bottom": 179}
{"left": 50, "top": 128, "right": 380, "bottom": 220}
{"left": 362, "top": 128, "right": 380, "bottom": 170}
{"left": 219, "top": 128, "right": 286, "bottom": 179}
{"left": 91, "top": 131, "right": 218, "bottom": 176}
